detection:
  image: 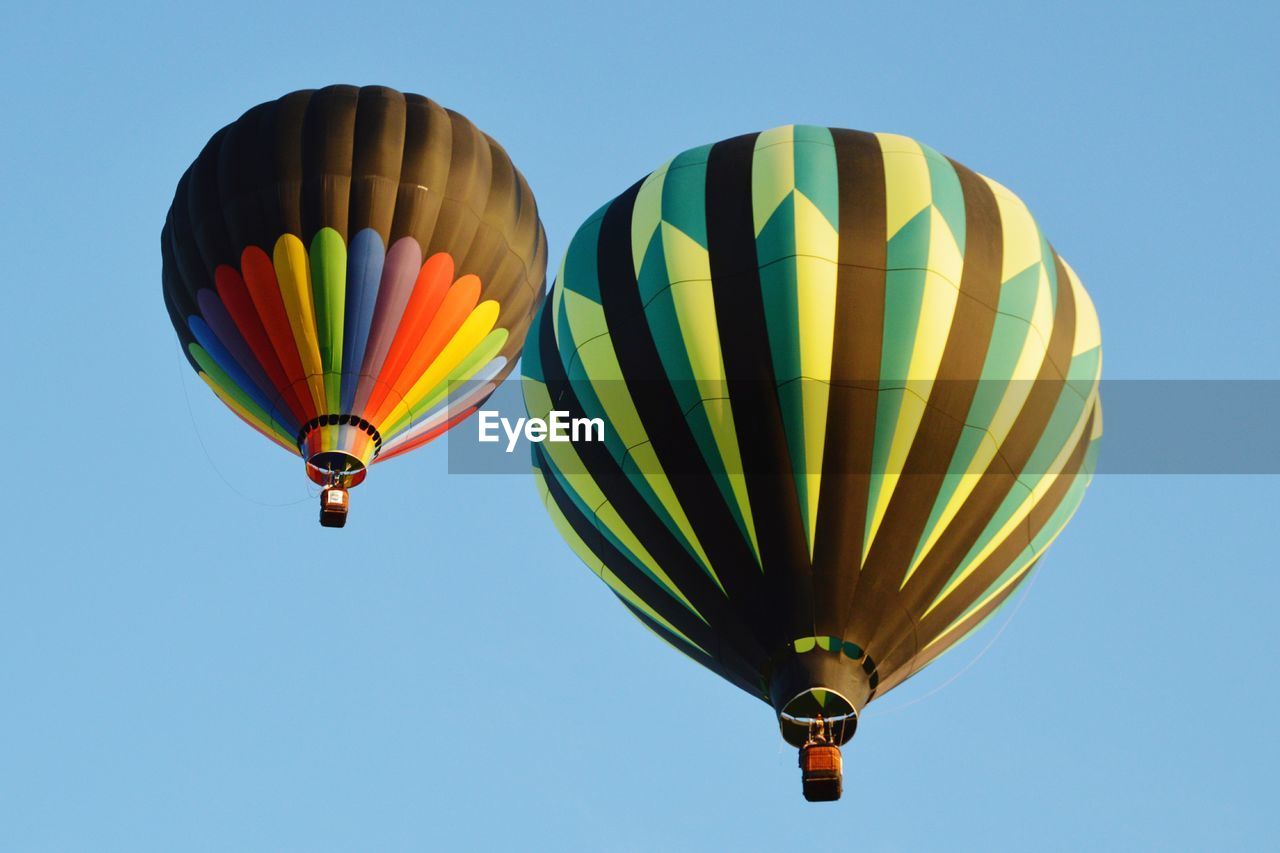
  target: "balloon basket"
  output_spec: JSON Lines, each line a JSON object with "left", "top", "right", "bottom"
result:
{"left": 799, "top": 743, "right": 842, "bottom": 802}
{"left": 319, "top": 486, "right": 349, "bottom": 528}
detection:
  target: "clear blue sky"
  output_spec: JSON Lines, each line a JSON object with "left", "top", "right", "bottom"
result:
{"left": 2, "top": 1, "right": 1277, "bottom": 849}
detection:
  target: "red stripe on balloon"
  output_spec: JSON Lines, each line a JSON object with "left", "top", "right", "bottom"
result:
{"left": 214, "top": 264, "right": 312, "bottom": 427}
{"left": 239, "top": 246, "right": 318, "bottom": 423}
{"left": 362, "top": 252, "right": 454, "bottom": 421}
{"left": 366, "top": 273, "right": 481, "bottom": 426}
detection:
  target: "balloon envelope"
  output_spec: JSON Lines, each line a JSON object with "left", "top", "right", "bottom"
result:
{"left": 164, "top": 85, "right": 547, "bottom": 489}
{"left": 523, "top": 125, "right": 1101, "bottom": 745}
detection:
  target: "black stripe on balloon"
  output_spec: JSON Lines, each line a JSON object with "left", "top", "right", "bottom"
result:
{"left": 614, "top": 596, "right": 714, "bottom": 665}
{"left": 431, "top": 111, "right": 489, "bottom": 265}
{"left": 534, "top": 440, "right": 723, "bottom": 663}
{"left": 390, "top": 94, "right": 448, "bottom": 248}
{"left": 460, "top": 147, "right": 536, "bottom": 338}
{"left": 532, "top": 299, "right": 767, "bottom": 677}
{"left": 848, "top": 156, "right": 1005, "bottom": 660}
{"left": 348, "top": 86, "right": 405, "bottom": 243}
{"left": 913, "top": 404, "right": 1094, "bottom": 648}
{"left": 161, "top": 214, "right": 200, "bottom": 317}
{"left": 1042, "top": 249, "right": 1081, "bottom": 381}
{"left": 888, "top": 175, "right": 1080, "bottom": 648}
{"left": 875, "top": 400, "right": 1094, "bottom": 685}
{"left": 907, "top": 251, "right": 1083, "bottom": 634}
{"left": 160, "top": 252, "right": 202, "bottom": 374}
{"left": 465, "top": 142, "right": 516, "bottom": 282}
{"left": 897, "top": 572, "right": 1023, "bottom": 696}
{"left": 170, "top": 153, "right": 237, "bottom": 351}
{"left": 593, "top": 173, "right": 784, "bottom": 660}
{"left": 300, "top": 85, "right": 358, "bottom": 243}
{"left": 217, "top": 99, "right": 284, "bottom": 256}
{"left": 265, "top": 90, "right": 310, "bottom": 242}
{"left": 875, "top": 559, "right": 1032, "bottom": 699}
{"left": 877, "top": 403, "right": 1096, "bottom": 688}
{"left": 615, "top": 597, "right": 767, "bottom": 700}
{"left": 704, "top": 132, "right": 813, "bottom": 650}
{"left": 183, "top": 128, "right": 235, "bottom": 280}
{"left": 812, "top": 128, "right": 888, "bottom": 638}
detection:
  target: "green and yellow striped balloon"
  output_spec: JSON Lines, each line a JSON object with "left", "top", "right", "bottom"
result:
{"left": 523, "top": 126, "right": 1101, "bottom": 752}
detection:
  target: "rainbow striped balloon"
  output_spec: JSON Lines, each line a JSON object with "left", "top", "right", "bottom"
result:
{"left": 163, "top": 85, "right": 546, "bottom": 493}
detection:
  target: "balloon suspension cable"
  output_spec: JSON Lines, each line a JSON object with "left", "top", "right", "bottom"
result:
{"left": 866, "top": 565, "right": 1044, "bottom": 719}
{"left": 805, "top": 714, "right": 830, "bottom": 746}
{"left": 174, "top": 350, "right": 310, "bottom": 508}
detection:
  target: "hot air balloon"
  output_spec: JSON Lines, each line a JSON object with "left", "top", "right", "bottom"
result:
{"left": 523, "top": 126, "right": 1101, "bottom": 800}
{"left": 163, "top": 85, "right": 546, "bottom": 526}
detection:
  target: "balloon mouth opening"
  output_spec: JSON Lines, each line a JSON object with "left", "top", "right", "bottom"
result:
{"left": 768, "top": 645, "right": 871, "bottom": 746}
{"left": 306, "top": 451, "right": 368, "bottom": 488}
{"left": 778, "top": 689, "right": 858, "bottom": 747}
